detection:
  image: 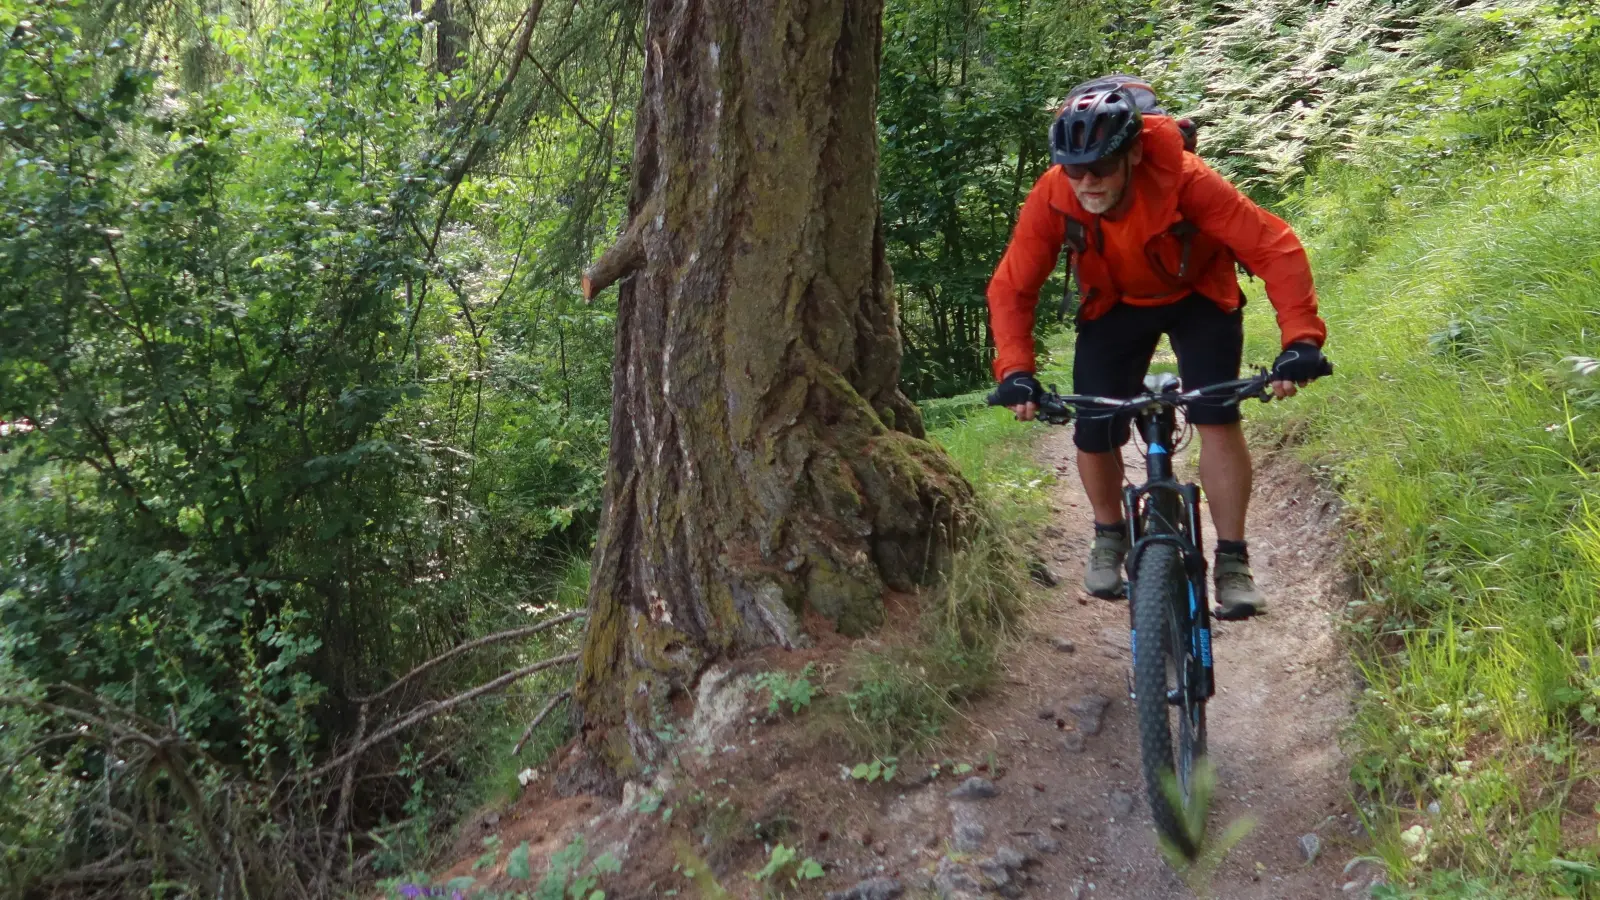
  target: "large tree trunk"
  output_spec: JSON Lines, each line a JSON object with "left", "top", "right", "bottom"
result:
{"left": 573, "top": 0, "right": 973, "bottom": 777}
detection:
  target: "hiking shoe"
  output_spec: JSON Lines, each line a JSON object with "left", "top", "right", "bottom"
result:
{"left": 1213, "top": 552, "right": 1266, "bottom": 620}
{"left": 1085, "top": 529, "right": 1128, "bottom": 599}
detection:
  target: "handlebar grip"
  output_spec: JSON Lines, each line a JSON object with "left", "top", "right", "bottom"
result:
{"left": 985, "top": 390, "right": 1003, "bottom": 407}
{"left": 1317, "top": 358, "right": 1335, "bottom": 378}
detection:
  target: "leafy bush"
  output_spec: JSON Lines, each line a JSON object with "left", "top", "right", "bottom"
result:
{"left": 0, "top": 0, "right": 617, "bottom": 889}
{"left": 753, "top": 665, "right": 819, "bottom": 716}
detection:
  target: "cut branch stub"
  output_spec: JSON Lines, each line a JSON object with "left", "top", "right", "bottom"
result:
{"left": 582, "top": 194, "right": 660, "bottom": 302}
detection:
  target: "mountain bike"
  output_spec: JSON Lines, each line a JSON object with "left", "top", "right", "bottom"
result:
{"left": 986, "top": 366, "right": 1324, "bottom": 857}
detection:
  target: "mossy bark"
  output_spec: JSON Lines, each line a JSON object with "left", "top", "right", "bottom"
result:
{"left": 572, "top": 0, "right": 973, "bottom": 776}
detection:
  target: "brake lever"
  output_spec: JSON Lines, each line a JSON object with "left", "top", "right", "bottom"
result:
{"left": 1039, "top": 385, "right": 1073, "bottom": 425}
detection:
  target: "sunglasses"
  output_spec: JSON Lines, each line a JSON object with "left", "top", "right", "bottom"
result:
{"left": 1062, "top": 156, "right": 1125, "bottom": 180}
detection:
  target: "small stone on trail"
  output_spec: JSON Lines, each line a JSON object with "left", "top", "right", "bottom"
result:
{"left": 1060, "top": 732, "right": 1086, "bottom": 753}
{"left": 994, "top": 844, "right": 1031, "bottom": 870}
{"left": 1109, "top": 790, "right": 1134, "bottom": 817}
{"left": 934, "top": 858, "right": 983, "bottom": 899}
{"left": 1068, "top": 693, "right": 1111, "bottom": 735}
{"left": 947, "top": 776, "right": 999, "bottom": 800}
{"left": 1037, "top": 707, "right": 1057, "bottom": 719}
{"left": 953, "top": 821, "right": 986, "bottom": 852}
{"left": 1049, "top": 817, "right": 1068, "bottom": 830}
{"left": 977, "top": 857, "right": 1011, "bottom": 886}
{"left": 1029, "top": 833, "right": 1061, "bottom": 855}
{"left": 1051, "top": 636, "right": 1077, "bottom": 653}
{"left": 825, "top": 877, "right": 905, "bottom": 900}
{"left": 1029, "top": 559, "right": 1060, "bottom": 587}
{"left": 1299, "top": 832, "right": 1322, "bottom": 863}
{"left": 996, "top": 885, "right": 1024, "bottom": 900}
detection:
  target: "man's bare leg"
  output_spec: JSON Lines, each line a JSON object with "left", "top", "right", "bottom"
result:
{"left": 1195, "top": 421, "right": 1265, "bottom": 617}
{"left": 1077, "top": 449, "right": 1126, "bottom": 525}
{"left": 1195, "top": 422, "right": 1250, "bottom": 542}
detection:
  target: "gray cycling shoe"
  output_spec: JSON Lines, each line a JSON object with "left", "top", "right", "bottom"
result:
{"left": 1213, "top": 552, "right": 1266, "bottom": 620}
{"left": 1085, "top": 529, "right": 1128, "bottom": 599}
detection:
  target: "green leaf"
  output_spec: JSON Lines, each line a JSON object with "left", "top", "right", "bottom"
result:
{"left": 508, "top": 841, "right": 533, "bottom": 879}
{"left": 795, "top": 858, "right": 824, "bottom": 881}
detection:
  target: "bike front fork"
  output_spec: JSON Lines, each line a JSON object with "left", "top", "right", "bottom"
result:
{"left": 1121, "top": 484, "right": 1217, "bottom": 703}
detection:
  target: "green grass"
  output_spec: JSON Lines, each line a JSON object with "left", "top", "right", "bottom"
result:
{"left": 826, "top": 397, "right": 1053, "bottom": 755}
{"left": 1250, "top": 145, "right": 1600, "bottom": 894}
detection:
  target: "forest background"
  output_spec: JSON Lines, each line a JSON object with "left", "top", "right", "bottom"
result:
{"left": 3, "top": 0, "right": 1599, "bottom": 895}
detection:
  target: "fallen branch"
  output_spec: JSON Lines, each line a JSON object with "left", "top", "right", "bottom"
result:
{"left": 582, "top": 193, "right": 661, "bottom": 301}
{"left": 297, "top": 652, "right": 580, "bottom": 782}
{"left": 355, "top": 609, "right": 586, "bottom": 705}
{"left": 512, "top": 688, "right": 573, "bottom": 756}
{"left": 42, "top": 858, "right": 151, "bottom": 886}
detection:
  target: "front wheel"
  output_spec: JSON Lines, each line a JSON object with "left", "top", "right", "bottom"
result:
{"left": 1131, "top": 541, "right": 1207, "bottom": 858}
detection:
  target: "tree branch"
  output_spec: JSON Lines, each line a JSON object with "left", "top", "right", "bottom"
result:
{"left": 512, "top": 688, "right": 572, "bottom": 756}
{"left": 297, "top": 652, "right": 580, "bottom": 782}
{"left": 526, "top": 50, "right": 602, "bottom": 137}
{"left": 354, "top": 609, "right": 585, "bottom": 705}
{"left": 582, "top": 193, "right": 660, "bottom": 301}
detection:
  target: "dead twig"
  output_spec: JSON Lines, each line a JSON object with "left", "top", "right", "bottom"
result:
{"left": 512, "top": 688, "right": 573, "bottom": 756}
{"left": 356, "top": 609, "right": 585, "bottom": 705}
{"left": 296, "top": 652, "right": 580, "bottom": 783}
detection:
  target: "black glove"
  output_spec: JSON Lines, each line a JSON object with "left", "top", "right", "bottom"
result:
{"left": 992, "top": 371, "right": 1044, "bottom": 407}
{"left": 1271, "top": 342, "right": 1333, "bottom": 383}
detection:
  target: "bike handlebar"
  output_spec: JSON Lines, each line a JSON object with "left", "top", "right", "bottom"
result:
{"left": 984, "top": 360, "right": 1333, "bottom": 425}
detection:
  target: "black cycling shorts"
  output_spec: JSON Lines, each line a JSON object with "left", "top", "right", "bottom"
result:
{"left": 1071, "top": 292, "right": 1244, "bottom": 453}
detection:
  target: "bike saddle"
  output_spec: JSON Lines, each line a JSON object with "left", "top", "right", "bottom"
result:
{"left": 1143, "top": 372, "right": 1181, "bottom": 393}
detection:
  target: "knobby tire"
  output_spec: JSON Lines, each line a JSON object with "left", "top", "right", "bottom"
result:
{"left": 1132, "top": 541, "right": 1206, "bottom": 859}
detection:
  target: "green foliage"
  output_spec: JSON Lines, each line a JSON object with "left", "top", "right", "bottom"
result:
{"left": 847, "top": 756, "right": 898, "bottom": 783}
{"left": 0, "top": 0, "right": 625, "bottom": 887}
{"left": 753, "top": 664, "right": 818, "bottom": 716}
{"left": 1154, "top": 761, "right": 1257, "bottom": 896}
{"left": 1257, "top": 131, "right": 1600, "bottom": 891}
{"left": 748, "top": 843, "right": 824, "bottom": 889}
{"left": 917, "top": 389, "right": 989, "bottom": 430}
{"left": 878, "top": 0, "right": 1132, "bottom": 398}
{"left": 395, "top": 836, "right": 619, "bottom": 900}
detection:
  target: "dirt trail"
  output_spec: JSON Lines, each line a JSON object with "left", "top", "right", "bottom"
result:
{"left": 946, "top": 425, "right": 1372, "bottom": 898}
{"left": 437, "top": 423, "right": 1378, "bottom": 900}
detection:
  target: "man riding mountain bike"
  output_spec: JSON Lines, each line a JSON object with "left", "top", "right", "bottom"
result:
{"left": 986, "top": 75, "right": 1331, "bottom": 620}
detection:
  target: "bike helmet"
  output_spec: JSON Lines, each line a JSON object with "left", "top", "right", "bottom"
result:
{"left": 1050, "top": 79, "right": 1144, "bottom": 167}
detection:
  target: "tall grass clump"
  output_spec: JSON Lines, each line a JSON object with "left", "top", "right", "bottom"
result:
{"left": 830, "top": 404, "right": 1051, "bottom": 754}
{"left": 1246, "top": 144, "right": 1600, "bottom": 891}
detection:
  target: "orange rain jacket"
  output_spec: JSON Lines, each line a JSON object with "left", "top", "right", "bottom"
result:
{"left": 987, "top": 115, "right": 1327, "bottom": 380}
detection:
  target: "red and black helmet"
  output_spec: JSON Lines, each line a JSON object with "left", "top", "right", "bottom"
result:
{"left": 1049, "top": 78, "right": 1146, "bottom": 167}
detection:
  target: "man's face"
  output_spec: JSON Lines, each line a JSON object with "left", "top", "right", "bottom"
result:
{"left": 1067, "top": 142, "right": 1143, "bottom": 215}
